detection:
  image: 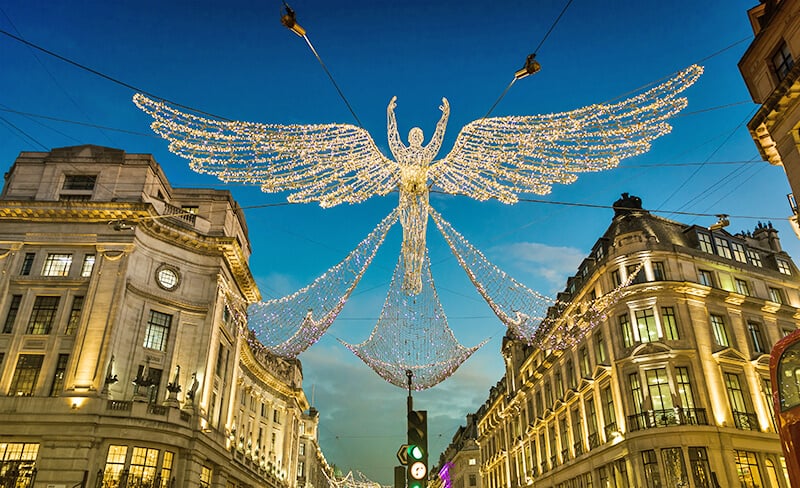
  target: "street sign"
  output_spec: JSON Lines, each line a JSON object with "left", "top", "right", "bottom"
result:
{"left": 396, "top": 444, "right": 409, "bottom": 465}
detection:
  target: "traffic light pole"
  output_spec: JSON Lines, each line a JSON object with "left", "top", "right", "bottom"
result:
{"left": 406, "top": 369, "right": 413, "bottom": 413}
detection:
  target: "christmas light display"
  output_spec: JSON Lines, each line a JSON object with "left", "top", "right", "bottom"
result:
{"left": 135, "top": 65, "right": 702, "bottom": 388}
{"left": 340, "top": 251, "right": 486, "bottom": 390}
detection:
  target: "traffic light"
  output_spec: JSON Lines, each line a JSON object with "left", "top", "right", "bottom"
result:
{"left": 407, "top": 410, "right": 428, "bottom": 488}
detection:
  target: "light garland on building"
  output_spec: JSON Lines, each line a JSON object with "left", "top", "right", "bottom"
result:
{"left": 341, "top": 250, "right": 486, "bottom": 390}
{"left": 247, "top": 210, "right": 397, "bottom": 357}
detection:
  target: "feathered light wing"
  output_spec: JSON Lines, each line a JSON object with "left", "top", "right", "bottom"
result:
{"left": 133, "top": 94, "right": 398, "bottom": 207}
{"left": 429, "top": 65, "right": 703, "bottom": 203}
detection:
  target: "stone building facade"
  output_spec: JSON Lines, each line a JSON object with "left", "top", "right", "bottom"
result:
{"left": 739, "top": 0, "right": 800, "bottom": 237}
{"left": 0, "top": 145, "right": 323, "bottom": 488}
{"left": 475, "top": 194, "right": 800, "bottom": 488}
{"left": 436, "top": 414, "right": 481, "bottom": 488}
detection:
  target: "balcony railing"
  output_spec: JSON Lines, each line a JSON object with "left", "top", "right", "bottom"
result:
{"left": 163, "top": 202, "right": 197, "bottom": 226}
{"left": 732, "top": 410, "right": 760, "bottom": 431}
{"left": 587, "top": 432, "right": 599, "bottom": 449}
{"left": 573, "top": 441, "right": 584, "bottom": 457}
{"left": 627, "top": 407, "right": 708, "bottom": 432}
{"left": 560, "top": 448, "right": 569, "bottom": 462}
{"left": 603, "top": 422, "right": 618, "bottom": 440}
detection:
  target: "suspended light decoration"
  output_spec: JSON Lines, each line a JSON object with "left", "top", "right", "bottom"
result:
{"left": 134, "top": 65, "right": 702, "bottom": 388}
{"left": 340, "top": 251, "right": 487, "bottom": 390}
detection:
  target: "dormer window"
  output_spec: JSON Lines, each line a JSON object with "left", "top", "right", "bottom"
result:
{"left": 773, "top": 42, "right": 794, "bottom": 81}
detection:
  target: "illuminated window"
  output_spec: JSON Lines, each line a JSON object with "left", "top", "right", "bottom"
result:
{"left": 710, "top": 314, "right": 729, "bottom": 347}
{"left": 602, "top": 386, "right": 616, "bottom": 435}
{"left": 611, "top": 269, "right": 621, "bottom": 287}
{"left": 20, "top": 252, "right": 34, "bottom": 275}
{"left": 698, "top": 269, "right": 713, "bottom": 287}
{"left": 619, "top": 313, "right": 634, "bottom": 348}
{"left": 26, "top": 296, "right": 60, "bottom": 334}
{"left": 735, "top": 278, "right": 750, "bottom": 296}
{"left": 299, "top": 442, "right": 305, "bottom": 456}
{"left": 675, "top": 367, "right": 696, "bottom": 410}
{"left": 161, "top": 451, "right": 175, "bottom": 488}
{"left": 129, "top": 447, "right": 159, "bottom": 485}
{"left": 0, "top": 443, "right": 40, "bottom": 483}
{"left": 627, "top": 264, "right": 645, "bottom": 284}
{"left": 769, "top": 287, "right": 784, "bottom": 304}
{"left": 42, "top": 253, "right": 72, "bottom": 276}
{"left": 586, "top": 398, "right": 598, "bottom": 445}
{"left": 143, "top": 310, "right": 172, "bottom": 351}
{"left": 725, "top": 372, "right": 751, "bottom": 419}
{"left": 646, "top": 368, "right": 673, "bottom": 411}
{"left": 697, "top": 233, "right": 713, "bottom": 253}
{"left": 3, "top": 295, "right": 22, "bottom": 334}
{"left": 65, "top": 296, "right": 84, "bottom": 335}
{"left": 565, "top": 359, "right": 576, "bottom": 390}
{"left": 595, "top": 332, "right": 608, "bottom": 364}
{"left": 689, "top": 447, "right": 712, "bottom": 488}
{"left": 545, "top": 380, "right": 553, "bottom": 407}
{"left": 81, "top": 254, "right": 95, "bottom": 277}
{"left": 635, "top": 308, "right": 658, "bottom": 343}
{"left": 662, "top": 448, "right": 688, "bottom": 487}
{"left": 747, "top": 322, "right": 767, "bottom": 355}
{"left": 9, "top": 354, "right": 44, "bottom": 396}
{"left": 777, "top": 259, "right": 792, "bottom": 275}
{"left": 661, "top": 307, "right": 679, "bottom": 340}
{"left": 714, "top": 237, "right": 732, "bottom": 259}
{"left": 734, "top": 450, "right": 763, "bottom": 487}
{"left": 748, "top": 250, "right": 762, "bottom": 267}
{"left": 555, "top": 372, "right": 564, "bottom": 398}
{"left": 731, "top": 242, "right": 747, "bottom": 263}
{"left": 628, "top": 373, "right": 644, "bottom": 415}
{"left": 641, "top": 450, "right": 660, "bottom": 488}
{"left": 772, "top": 42, "right": 794, "bottom": 81}
{"left": 298, "top": 461, "right": 305, "bottom": 477}
{"left": 579, "top": 347, "right": 591, "bottom": 377}
{"left": 761, "top": 378, "right": 776, "bottom": 431}
{"left": 49, "top": 353, "right": 69, "bottom": 396}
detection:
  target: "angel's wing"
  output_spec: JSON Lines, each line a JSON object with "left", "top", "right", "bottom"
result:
{"left": 429, "top": 65, "right": 703, "bottom": 203}
{"left": 133, "top": 94, "right": 398, "bottom": 208}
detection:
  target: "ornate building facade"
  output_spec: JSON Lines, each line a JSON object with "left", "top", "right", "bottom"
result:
{"left": 475, "top": 194, "right": 800, "bottom": 488}
{"left": 739, "top": 0, "right": 800, "bottom": 237}
{"left": 0, "top": 145, "right": 325, "bottom": 487}
{"left": 436, "top": 414, "right": 481, "bottom": 488}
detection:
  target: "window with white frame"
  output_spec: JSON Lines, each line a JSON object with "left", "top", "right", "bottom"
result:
{"left": 634, "top": 308, "right": 658, "bottom": 343}
{"left": 769, "top": 287, "right": 783, "bottom": 304}
{"left": 697, "top": 233, "right": 713, "bottom": 253}
{"left": 714, "top": 237, "right": 732, "bottom": 259}
{"left": 747, "top": 250, "right": 762, "bottom": 267}
{"left": 42, "top": 253, "right": 72, "bottom": 276}
{"left": 661, "top": 306, "right": 679, "bottom": 340}
{"left": 731, "top": 242, "right": 747, "bottom": 263}
{"left": 143, "top": 310, "right": 172, "bottom": 351}
{"left": 735, "top": 278, "right": 750, "bottom": 296}
{"left": 710, "top": 314, "right": 730, "bottom": 347}
{"left": 81, "top": 254, "right": 95, "bottom": 277}
{"left": 698, "top": 269, "right": 714, "bottom": 287}
{"left": 747, "top": 322, "right": 768, "bottom": 355}
{"left": 777, "top": 259, "right": 792, "bottom": 275}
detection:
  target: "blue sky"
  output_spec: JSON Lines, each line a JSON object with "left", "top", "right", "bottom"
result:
{"left": 2, "top": 0, "right": 797, "bottom": 483}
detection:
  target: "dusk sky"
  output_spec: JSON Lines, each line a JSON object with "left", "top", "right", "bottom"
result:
{"left": 2, "top": 0, "right": 797, "bottom": 484}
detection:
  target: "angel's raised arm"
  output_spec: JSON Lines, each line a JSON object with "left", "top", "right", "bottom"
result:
{"left": 387, "top": 96, "right": 406, "bottom": 160}
{"left": 422, "top": 97, "right": 450, "bottom": 161}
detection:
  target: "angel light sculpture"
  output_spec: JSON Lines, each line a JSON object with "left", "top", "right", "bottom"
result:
{"left": 134, "top": 64, "right": 702, "bottom": 388}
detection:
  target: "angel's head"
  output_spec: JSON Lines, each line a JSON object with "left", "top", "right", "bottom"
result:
{"left": 408, "top": 127, "right": 424, "bottom": 147}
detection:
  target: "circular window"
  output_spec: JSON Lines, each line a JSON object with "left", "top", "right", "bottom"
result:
{"left": 156, "top": 265, "right": 180, "bottom": 291}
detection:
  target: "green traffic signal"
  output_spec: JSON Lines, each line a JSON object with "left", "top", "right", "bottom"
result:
{"left": 407, "top": 444, "right": 424, "bottom": 460}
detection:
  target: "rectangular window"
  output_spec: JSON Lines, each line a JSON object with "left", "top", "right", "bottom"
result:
{"left": 545, "top": 380, "right": 553, "bottom": 407}
{"left": 65, "top": 296, "right": 84, "bottom": 335}
{"left": 642, "top": 450, "right": 662, "bottom": 488}
{"left": 772, "top": 42, "right": 794, "bottom": 81}
{"left": 769, "top": 287, "right": 784, "bottom": 304}
{"left": 698, "top": 269, "right": 714, "bottom": 287}
{"left": 675, "top": 367, "right": 696, "bottom": 410}
{"left": 200, "top": 465, "right": 213, "bottom": 488}
{"left": 662, "top": 448, "right": 688, "bottom": 487}
{"left": 602, "top": 386, "right": 616, "bottom": 434}
{"left": 748, "top": 322, "right": 768, "bottom": 355}
{"left": 555, "top": 371, "right": 565, "bottom": 398}
{"left": 748, "top": 250, "right": 763, "bottom": 267}
{"left": 689, "top": 447, "right": 712, "bottom": 488}
{"left": 49, "top": 353, "right": 69, "bottom": 396}
{"left": 571, "top": 407, "right": 583, "bottom": 455}
{"left": 595, "top": 332, "right": 608, "bottom": 364}
{"left": 161, "top": 451, "right": 174, "bottom": 488}
{"left": 128, "top": 446, "right": 159, "bottom": 485}
{"left": 710, "top": 314, "right": 729, "bottom": 347}
{"left": 731, "top": 242, "right": 747, "bottom": 263}
{"left": 273, "top": 409, "right": 281, "bottom": 424}
{"left": 762, "top": 378, "right": 776, "bottom": 431}
{"left": 646, "top": 368, "right": 673, "bottom": 411}
{"left": 714, "top": 237, "right": 732, "bottom": 259}
{"left": 566, "top": 359, "right": 576, "bottom": 390}
{"left": 619, "top": 313, "right": 634, "bottom": 348}
{"left": 559, "top": 417, "right": 569, "bottom": 460}
{"left": 81, "top": 254, "right": 96, "bottom": 277}
{"left": 3, "top": 294, "right": 22, "bottom": 334}
{"left": 9, "top": 354, "right": 44, "bottom": 396}
{"left": 697, "top": 233, "right": 713, "bottom": 253}
{"left": 42, "top": 253, "right": 73, "bottom": 277}
{"left": 579, "top": 346, "right": 591, "bottom": 377}
{"left": 652, "top": 261, "right": 666, "bottom": 281}
{"left": 734, "top": 450, "right": 764, "bottom": 487}
{"left": 635, "top": 308, "right": 659, "bottom": 343}
{"left": 725, "top": 372, "right": 749, "bottom": 415}
{"left": 627, "top": 264, "right": 645, "bottom": 284}
{"left": 629, "top": 373, "right": 644, "bottom": 415}
{"left": 735, "top": 278, "right": 750, "bottom": 296}
{"left": 102, "top": 445, "right": 128, "bottom": 485}
{"left": 143, "top": 310, "right": 172, "bottom": 351}
{"left": 586, "top": 398, "right": 598, "bottom": 437}
{"left": 777, "top": 259, "right": 792, "bottom": 275}
{"left": 299, "top": 442, "right": 305, "bottom": 456}
{"left": 26, "top": 296, "right": 60, "bottom": 334}
{"left": 63, "top": 175, "right": 96, "bottom": 190}
{"left": 469, "top": 474, "right": 477, "bottom": 486}
{"left": 661, "top": 307, "right": 679, "bottom": 340}
{"left": 611, "top": 269, "right": 621, "bottom": 287}
{"left": 20, "top": 252, "right": 35, "bottom": 275}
